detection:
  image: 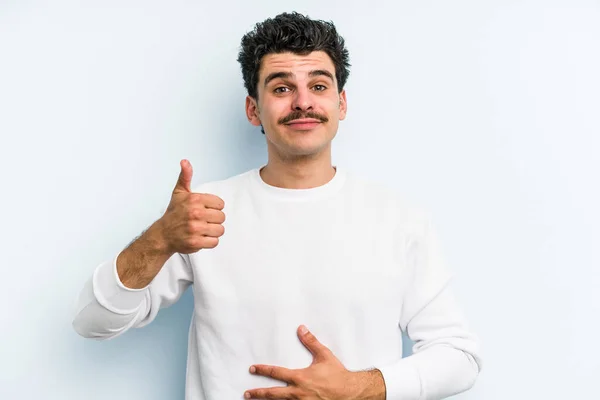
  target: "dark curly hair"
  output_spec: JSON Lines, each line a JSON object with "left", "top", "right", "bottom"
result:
{"left": 237, "top": 12, "right": 351, "bottom": 101}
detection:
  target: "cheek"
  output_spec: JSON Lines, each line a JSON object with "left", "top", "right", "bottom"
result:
{"left": 267, "top": 105, "right": 291, "bottom": 124}
{"left": 326, "top": 95, "right": 341, "bottom": 110}
{"left": 326, "top": 102, "right": 341, "bottom": 118}
{"left": 260, "top": 99, "right": 279, "bottom": 115}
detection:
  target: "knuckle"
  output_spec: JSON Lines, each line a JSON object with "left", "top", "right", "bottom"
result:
{"left": 291, "top": 372, "right": 303, "bottom": 385}
{"left": 185, "top": 207, "right": 195, "bottom": 220}
{"left": 184, "top": 220, "right": 195, "bottom": 235}
{"left": 184, "top": 238, "right": 198, "bottom": 251}
{"left": 193, "top": 207, "right": 207, "bottom": 220}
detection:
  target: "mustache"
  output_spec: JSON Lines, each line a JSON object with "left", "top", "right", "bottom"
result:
{"left": 278, "top": 111, "right": 329, "bottom": 125}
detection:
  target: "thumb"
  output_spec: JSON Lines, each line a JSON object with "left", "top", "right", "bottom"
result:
{"left": 173, "top": 159, "right": 193, "bottom": 193}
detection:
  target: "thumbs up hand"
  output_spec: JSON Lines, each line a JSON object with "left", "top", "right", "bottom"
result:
{"left": 157, "top": 160, "right": 226, "bottom": 254}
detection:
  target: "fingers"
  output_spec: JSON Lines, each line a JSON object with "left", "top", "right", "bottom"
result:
{"left": 197, "top": 193, "right": 225, "bottom": 210}
{"left": 193, "top": 220, "right": 225, "bottom": 238}
{"left": 249, "top": 364, "right": 296, "bottom": 383}
{"left": 297, "top": 325, "right": 331, "bottom": 362}
{"left": 244, "top": 385, "right": 300, "bottom": 399}
{"left": 174, "top": 159, "right": 193, "bottom": 193}
{"left": 195, "top": 207, "right": 226, "bottom": 224}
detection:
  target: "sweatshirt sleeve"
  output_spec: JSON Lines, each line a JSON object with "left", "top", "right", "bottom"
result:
{"left": 72, "top": 249, "right": 194, "bottom": 340}
{"left": 375, "top": 211, "right": 483, "bottom": 399}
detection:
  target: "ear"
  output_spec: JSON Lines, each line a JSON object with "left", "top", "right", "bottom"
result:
{"left": 245, "top": 96, "right": 262, "bottom": 127}
{"left": 338, "top": 90, "right": 347, "bottom": 121}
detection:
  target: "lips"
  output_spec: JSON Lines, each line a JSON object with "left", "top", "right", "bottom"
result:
{"left": 286, "top": 118, "right": 322, "bottom": 124}
{"left": 285, "top": 118, "right": 322, "bottom": 130}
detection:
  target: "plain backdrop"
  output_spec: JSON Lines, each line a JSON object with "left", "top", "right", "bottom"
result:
{"left": 0, "top": 1, "right": 598, "bottom": 399}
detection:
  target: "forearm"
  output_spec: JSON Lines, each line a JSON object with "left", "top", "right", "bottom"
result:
{"left": 378, "top": 345, "right": 480, "bottom": 400}
{"left": 116, "top": 220, "right": 173, "bottom": 289}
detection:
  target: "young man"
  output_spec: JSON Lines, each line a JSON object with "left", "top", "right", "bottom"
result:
{"left": 73, "top": 12, "right": 482, "bottom": 400}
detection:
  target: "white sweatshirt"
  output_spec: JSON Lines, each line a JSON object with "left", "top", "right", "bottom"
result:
{"left": 72, "top": 165, "right": 482, "bottom": 400}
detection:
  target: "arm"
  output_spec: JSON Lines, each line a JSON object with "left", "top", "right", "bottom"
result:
{"left": 72, "top": 221, "right": 194, "bottom": 340}
{"left": 353, "top": 369, "right": 386, "bottom": 399}
{"left": 72, "top": 159, "right": 225, "bottom": 340}
{"left": 375, "top": 212, "right": 483, "bottom": 400}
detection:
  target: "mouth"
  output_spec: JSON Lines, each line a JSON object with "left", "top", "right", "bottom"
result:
{"left": 284, "top": 119, "right": 323, "bottom": 130}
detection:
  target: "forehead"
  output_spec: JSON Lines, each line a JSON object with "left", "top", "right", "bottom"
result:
{"left": 258, "top": 51, "right": 336, "bottom": 81}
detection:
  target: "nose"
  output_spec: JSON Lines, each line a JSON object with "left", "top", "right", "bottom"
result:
{"left": 291, "top": 87, "right": 313, "bottom": 111}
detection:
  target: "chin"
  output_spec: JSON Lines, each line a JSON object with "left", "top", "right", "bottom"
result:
{"left": 288, "top": 139, "right": 332, "bottom": 157}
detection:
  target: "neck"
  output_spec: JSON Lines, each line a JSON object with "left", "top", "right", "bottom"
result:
{"left": 260, "top": 153, "right": 336, "bottom": 190}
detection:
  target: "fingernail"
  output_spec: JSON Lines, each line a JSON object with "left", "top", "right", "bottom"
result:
{"left": 299, "top": 325, "right": 308, "bottom": 335}
{"left": 249, "top": 366, "right": 256, "bottom": 373}
{"left": 244, "top": 392, "right": 251, "bottom": 399}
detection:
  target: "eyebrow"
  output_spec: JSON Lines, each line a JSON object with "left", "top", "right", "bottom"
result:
{"left": 263, "top": 69, "right": 335, "bottom": 87}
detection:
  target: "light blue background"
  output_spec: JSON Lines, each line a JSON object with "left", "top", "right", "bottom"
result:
{"left": 1, "top": 1, "right": 598, "bottom": 399}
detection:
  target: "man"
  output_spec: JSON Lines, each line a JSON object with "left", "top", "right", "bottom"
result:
{"left": 73, "top": 12, "right": 482, "bottom": 400}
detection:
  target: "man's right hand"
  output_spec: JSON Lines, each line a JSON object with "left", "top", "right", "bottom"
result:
{"left": 156, "top": 159, "right": 226, "bottom": 254}
{"left": 116, "top": 160, "right": 226, "bottom": 289}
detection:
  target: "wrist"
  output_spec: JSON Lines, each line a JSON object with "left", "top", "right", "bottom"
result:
{"left": 350, "top": 369, "right": 386, "bottom": 400}
{"left": 116, "top": 222, "right": 174, "bottom": 289}
{"left": 144, "top": 219, "right": 172, "bottom": 255}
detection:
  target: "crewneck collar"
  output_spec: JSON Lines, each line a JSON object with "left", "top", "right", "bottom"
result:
{"left": 250, "top": 164, "right": 346, "bottom": 202}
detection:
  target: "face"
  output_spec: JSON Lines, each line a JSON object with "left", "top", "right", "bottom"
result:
{"left": 245, "top": 51, "right": 347, "bottom": 160}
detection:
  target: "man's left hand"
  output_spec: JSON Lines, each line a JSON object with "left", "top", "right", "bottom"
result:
{"left": 244, "top": 325, "right": 385, "bottom": 399}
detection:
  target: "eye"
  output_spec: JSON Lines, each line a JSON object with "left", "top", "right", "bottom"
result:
{"left": 274, "top": 87, "right": 290, "bottom": 94}
{"left": 313, "top": 85, "right": 327, "bottom": 91}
